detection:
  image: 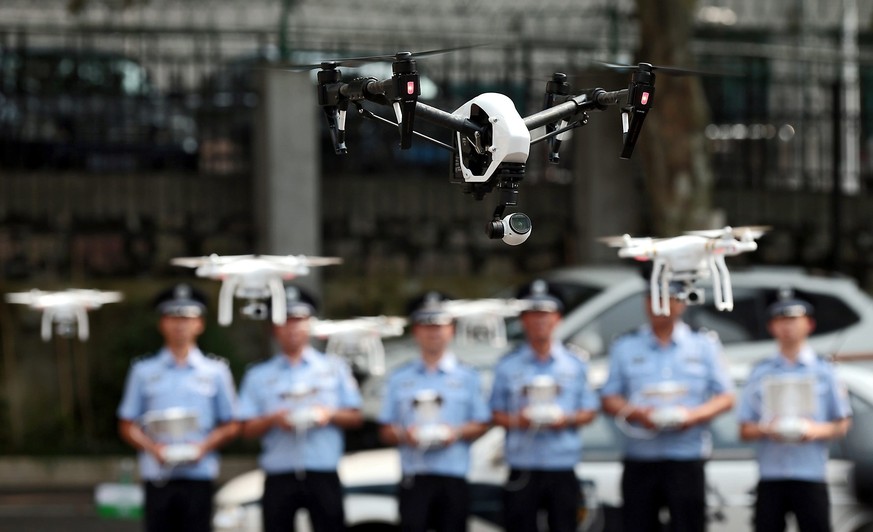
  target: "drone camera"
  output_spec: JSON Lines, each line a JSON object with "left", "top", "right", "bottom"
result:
{"left": 241, "top": 301, "right": 270, "bottom": 320}
{"left": 681, "top": 288, "right": 706, "bottom": 306}
{"left": 486, "top": 212, "right": 532, "bottom": 246}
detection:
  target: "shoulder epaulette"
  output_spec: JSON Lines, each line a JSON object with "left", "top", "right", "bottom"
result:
{"left": 205, "top": 353, "right": 230, "bottom": 366}
{"left": 563, "top": 343, "right": 591, "bottom": 362}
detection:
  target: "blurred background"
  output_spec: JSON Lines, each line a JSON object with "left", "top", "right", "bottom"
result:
{"left": 2, "top": 0, "right": 873, "bottom": 525}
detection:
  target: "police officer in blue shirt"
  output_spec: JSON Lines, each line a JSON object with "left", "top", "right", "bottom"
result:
{"left": 117, "top": 283, "right": 239, "bottom": 532}
{"left": 489, "top": 280, "right": 599, "bottom": 532}
{"left": 378, "top": 292, "right": 491, "bottom": 532}
{"left": 238, "top": 286, "right": 363, "bottom": 532}
{"left": 600, "top": 280, "right": 734, "bottom": 532}
{"left": 738, "top": 296, "right": 852, "bottom": 532}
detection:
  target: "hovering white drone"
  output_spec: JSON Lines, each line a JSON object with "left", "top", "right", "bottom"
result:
{"left": 442, "top": 298, "right": 529, "bottom": 347}
{"left": 170, "top": 254, "right": 342, "bottom": 326}
{"left": 311, "top": 316, "right": 407, "bottom": 376}
{"left": 5, "top": 288, "right": 123, "bottom": 341}
{"left": 602, "top": 225, "right": 769, "bottom": 316}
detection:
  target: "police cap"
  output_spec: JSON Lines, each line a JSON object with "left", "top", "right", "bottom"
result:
{"left": 408, "top": 291, "right": 454, "bottom": 326}
{"left": 517, "top": 279, "right": 564, "bottom": 313}
{"left": 283, "top": 285, "right": 318, "bottom": 318}
{"left": 767, "top": 298, "right": 814, "bottom": 320}
{"left": 154, "top": 283, "right": 207, "bottom": 318}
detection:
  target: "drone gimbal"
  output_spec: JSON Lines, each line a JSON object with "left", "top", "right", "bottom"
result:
{"left": 314, "top": 52, "right": 658, "bottom": 244}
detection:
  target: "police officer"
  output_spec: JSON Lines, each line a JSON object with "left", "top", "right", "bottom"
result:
{"left": 600, "top": 281, "right": 734, "bottom": 532}
{"left": 489, "top": 280, "right": 599, "bottom": 532}
{"left": 117, "top": 283, "right": 239, "bottom": 532}
{"left": 738, "top": 296, "right": 852, "bottom": 532}
{"left": 238, "top": 286, "right": 363, "bottom": 532}
{"left": 378, "top": 292, "right": 491, "bottom": 532}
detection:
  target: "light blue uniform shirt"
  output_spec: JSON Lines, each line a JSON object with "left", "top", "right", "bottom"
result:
{"left": 738, "top": 346, "right": 852, "bottom": 482}
{"left": 117, "top": 348, "right": 237, "bottom": 481}
{"left": 600, "top": 322, "right": 733, "bottom": 461}
{"left": 489, "top": 342, "right": 599, "bottom": 470}
{"left": 378, "top": 353, "right": 491, "bottom": 478}
{"left": 237, "top": 347, "right": 362, "bottom": 474}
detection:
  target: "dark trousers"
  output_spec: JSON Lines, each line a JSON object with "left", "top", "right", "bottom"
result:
{"left": 754, "top": 480, "right": 831, "bottom": 532}
{"left": 502, "top": 469, "right": 580, "bottom": 532}
{"left": 144, "top": 479, "right": 213, "bottom": 532}
{"left": 262, "top": 471, "right": 345, "bottom": 532}
{"left": 398, "top": 474, "right": 469, "bottom": 532}
{"left": 621, "top": 459, "right": 707, "bottom": 532}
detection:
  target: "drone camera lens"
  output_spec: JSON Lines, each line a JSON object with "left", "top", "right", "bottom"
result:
{"left": 508, "top": 213, "right": 532, "bottom": 235}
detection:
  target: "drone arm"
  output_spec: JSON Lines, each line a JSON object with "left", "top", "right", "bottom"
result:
{"left": 356, "top": 106, "right": 455, "bottom": 152}
{"left": 327, "top": 76, "right": 485, "bottom": 141}
{"left": 415, "top": 101, "right": 485, "bottom": 138}
{"left": 523, "top": 89, "right": 627, "bottom": 131}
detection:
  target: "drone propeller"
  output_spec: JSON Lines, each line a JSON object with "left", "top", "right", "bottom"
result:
{"left": 170, "top": 254, "right": 256, "bottom": 268}
{"left": 258, "top": 255, "right": 344, "bottom": 267}
{"left": 67, "top": 289, "right": 124, "bottom": 305}
{"left": 595, "top": 61, "right": 730, "bottom": 77}
{"left": 685, "top": 225, "right": 771, "bottom": 240}
{"left": 286, "top": 44, "right": 484, "bottom": 71}
{"left": 597, "top": 234, "right": 658, "bottom": 248}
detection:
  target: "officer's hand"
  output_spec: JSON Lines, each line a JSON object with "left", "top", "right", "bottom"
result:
{"left": 273, "top": 409, "right": 294, "bottom": 431}
{"left": 149, "top": 443, "right": 168, "bottom": 465}
{"left": 311, "top": 406, "right": 333, "bottom": 427}
{"left": 628, "top": 406, "right": 658, "bottom": 431}
{"left": 546, "top": 414, "right": 571, "bottom": 430}
{"left": 515, "top": 412, "right": 533, "bottom": 430}
{"left": 402, "top": 426, "right": 421, "bottom": 447}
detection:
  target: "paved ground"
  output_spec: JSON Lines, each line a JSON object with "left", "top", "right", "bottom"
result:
{"left": 0, "top": 488, "right": 141, "bottom": 532}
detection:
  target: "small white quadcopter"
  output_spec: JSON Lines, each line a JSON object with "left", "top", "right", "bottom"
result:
{"left": 442, "top": 298, "right": 529, "bottom": 347}
{"left": 5, "top": 288, "right": 123, "bottom": 341}
{"left": 170, "top": 254, "right": 342, "bottom": 326}
{"left": 601, "top": 225, "right": 768, "bottom": 316}
{"left": 311, "top": 316, "right": 407, "bottom": 376}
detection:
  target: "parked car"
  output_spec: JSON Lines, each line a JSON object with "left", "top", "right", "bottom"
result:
{"left": 213, "top": 362, "right": 873, "bottom": 532}
{"left": 0, "top": 46, "right": 198, "bottom": 171}
{"left": 358, "top": 265, "right": 873, "bottom": 419}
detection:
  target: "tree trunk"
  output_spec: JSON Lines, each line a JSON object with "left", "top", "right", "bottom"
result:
{"left": 634, "top": 0, "right": 720, "bottom": 236}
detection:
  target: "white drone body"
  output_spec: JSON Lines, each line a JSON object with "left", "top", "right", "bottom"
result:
{"left": 311, "top": 316, "right": 407, "bottom": 376}
{"left": 5, "top": 288, "right": 123, "bottom": 341}
{"left": 452, "top": 93, "right": 531, "bottom": 184}
{"left": 442, "top": 298, "right": 528, "bottom": 348}
{"left": 170, "top": 254, "right": 342, "bottom": 326}
{"left": 604, "top": 226, "right": 767, "bottom": 316}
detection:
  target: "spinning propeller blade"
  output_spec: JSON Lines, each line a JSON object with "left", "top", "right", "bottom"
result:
{"left": 286, "top": 44, "right": 485, "bottom": 70}
{"left": 685, "top": 225, "right": 770, "bottom": 240}
{"left": 595, "top": 61, "right": 731, "bottom": 77}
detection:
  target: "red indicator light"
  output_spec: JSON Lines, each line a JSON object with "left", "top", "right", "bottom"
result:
{"left": 407, "top": 81, "right": 416, "bottom": 95}
{"left": 640, "top": 91, "right": 650, "bottom": 105}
